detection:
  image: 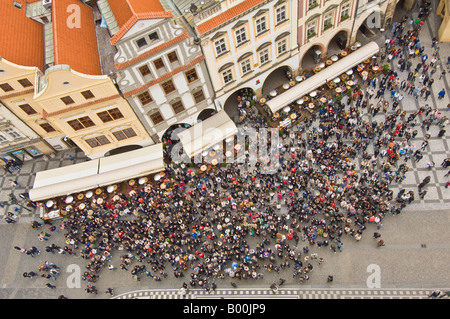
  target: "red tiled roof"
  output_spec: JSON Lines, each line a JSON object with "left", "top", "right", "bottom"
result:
{"left": 196, "top": 0, "right": 265, "bottom": 35}
{"left": 123, "top": 55, "right": 205, "bottom": 98}
{"left": 108, "top": 0, "right": 174, "bottom": 45}
{"left": 115, "top": 31, "right": 189, "bottom": 70}
{"left": 0, "top": 0, "right": 44, "bottom": 70}
{"left": 52, "top": 0, "right": 102, "bottom": 75}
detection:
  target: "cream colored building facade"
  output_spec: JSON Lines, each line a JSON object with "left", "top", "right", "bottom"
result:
{"left": 33, "top": 66, "right": 152, "bottom": 159}
{"left": 297, "top": 0, "right": 399, "bottom": 70}
{"left": 175, "top": 0, "right": 300, "bottom": 108}
{"left": 437, "top": 0, "right": 450, "bottom": 42}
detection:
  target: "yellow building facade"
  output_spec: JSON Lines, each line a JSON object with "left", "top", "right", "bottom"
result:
{"left": 437, "top": 0, "right": 450, "bottom": 42}
{"left": 34, "top": 66, "right": 152, "bottom": 159}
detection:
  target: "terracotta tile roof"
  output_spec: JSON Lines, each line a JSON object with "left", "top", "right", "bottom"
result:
{"left": 196, "top": 0, "right": 265, "bottom": 35}
{"left": 123, "top": 55, "right": 205, "bottom": 98}
{"left": 108, "top": 0, "right": 174, "bottom": 45}
{"left": 0, "top": 0, "right": 44, "bottom": 70}
{"left": 52, "top": 0, "right": 102, "bottom": 75}
{"left": 115, "top": 31, "right": 189, "bottom": 70}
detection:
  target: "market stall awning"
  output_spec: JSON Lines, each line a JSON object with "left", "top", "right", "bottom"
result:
{"left": 96, "top": 143, "right": 165, "bottom": 186}
{"left": 265, "top": 41, "right": 380, "bottom": 113}
{"left": 28, "top": 144, "right": 165, "bottom": 202}
{"left": 177, "top": 110, "right": 238, "bottom": 157}
{"left": 29, "top": 160, "right": 101, "bottom": 202}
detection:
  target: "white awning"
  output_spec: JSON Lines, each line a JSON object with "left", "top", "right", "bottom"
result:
{"left": 29, "top": 160, "right": 101, "bottom": 202}
{"left": 96, "top": 143, "right": 165, "bottom": 186}
{"left": 29, "top": 144, "right": 165, "bottom": 202}
{"left": 177, "top": 110, "right": 238, "bottom": 157}
{"left": 265, "top": 41, "right": 380, "bottom": 113}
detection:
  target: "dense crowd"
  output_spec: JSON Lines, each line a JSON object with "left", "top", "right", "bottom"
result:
{"left": 13, "top": 1, "right": 449, "bottom": 296}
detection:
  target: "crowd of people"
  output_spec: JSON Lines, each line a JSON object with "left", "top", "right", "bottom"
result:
{"left": 8, "top": 1, "right": 449, "bottom": 297}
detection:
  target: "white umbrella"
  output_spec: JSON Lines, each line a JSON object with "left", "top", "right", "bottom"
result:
{"left": 331, "top": 55, "right": 338, "bottom": 62}
{"left": 296, "top": 99, "right": 304, "bottom": 105}
{"left": 65, "top": 196, "right": 73, "bottom": 204}
{"left": 309, "top": 91, "right": 317, "bottom": 97}
{"left": 333, "top": 77, "right": 341, "bottom": 83}
{"left": 283, "top": 83, "right": 290, "bottom": 90}
{"left": 295, "top": 76, "right": 303, "bottom": 82}
{"left": 270, "top": 90, "right": 277, "bottom": 97}
{"left": 318, "top": 62, "right": 325, "bottom": 68}
{"left": 46, "top": 200, "right": 54, "bottom": 208}
{"left": 86, "top": 191, "right": 93, "bottom": 198}
{"left": 283, "top": 106, "right": 291, "bottom": 113}
{"left": 107, "top": 185, "right": 115, "bottom": 193}
{"left": 213, "top": 144, "right": 220, "bottom": 150}
{"left": 154, "top": 174, "right": 161, "bottom": 181}
{"left": 346, "top": 69, "right": 353, "bottom": 75}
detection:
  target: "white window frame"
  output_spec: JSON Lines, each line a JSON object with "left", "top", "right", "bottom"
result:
{"left": 256, "top": 17, "right": 267, "bottom": 35}
{"left": 341, "top": 3, "right": 350, "bottom": 20}
{"left": 276, "top": 6, "right": 286, "bottom": 24}
{"left": 0, "top": 134, "right": 8, "bottom": 143}
{"left": 235, "top": 27, "right": 247, "bottom": 46}
{"left": 259, "top": 49, "right": 270, "bottom": 65}
{"left": 277, "top": 39, "right": 287, "bottom": 55}
{"left": 222, "top": 69, "right": 233, "bottom": 84}
{"left": 307, "top": 22, "right": 316, "bottom": 38}
{"left": 5, "top": 128, "right": 21, "bottom": 139}
{"left": 215, "top": 38, "right": 227, "bottom": 56}
{"left": 308, "top": 0, "right": 318, "bottom": 10}
{"left": 324, "top": 12, "right": 333, "bottom": 29}
{"left": 241, "top": 59, "right": 252, "bottom": 75}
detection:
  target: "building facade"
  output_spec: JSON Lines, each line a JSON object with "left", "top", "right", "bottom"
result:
{"left": 437, "top": 0, "right": 450, "bottom": 42}
{"left": 0, "top": 0, "right": 154, "bottom": 159}
{"left": 297, "top": 0, "right": 399, "bottom": 71}
{"left": 97, "top": 0, "right": 217, "bottom": 143}
{"left": 174, "top": 0, "right": 300, "bottom": 112}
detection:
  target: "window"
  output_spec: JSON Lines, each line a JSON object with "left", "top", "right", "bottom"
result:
{"left": 18, "top": 78, "right": 33, "bottom": 88}
{"left": 185, "top": 69, "right": 198, "bottom": 83}
{"left": 18, "top": 103, "right": 37, "bottom": 115}
{"left": 81, "top": 90, "right": 95, "bottom": 100}
{"left": 171, "top": 100, "right": 185, "bottom": 114}
{"left": 39, "top": 123, "right": 56, "bottom": 133}
{"left": 259, "top": 49, "right": 270, "bottom": 65}
{"left": 0, "top": 134, "right": 8, "bottom": 143}
{"left": 136, "top": 37, "right": 148, "bottom": 48}
{"left": 307, "top": 22, "right": 316, "bottom": 38}
{"left": 193, "top": 89, "right": 205, "bottom": 104}
{"left": 113, "top": 128, "right": 137, "bottom": 141}
{"left": 149, "top": 32, "right": 159, "bottom": 42}
{"left": 0, "top": 83, "right": 14, "bottom": 92}
{"left": 61, "top": 96, "right": 75, "bottom": 105}
{"left": 85, "top": 135, "right": 110, "bottom": 148}
{"left": 150, "top": 111, "right": 164, "bottom": 125}
{"left": 153, "top": 58, "right": 165, "bottom": 70}
{"left": 241, "top": 59, "right": 251, "bottom": 74}
{"left": 308, "top": 0, "right": 318, "bottom": 10}
{"left": 324, "top": 13, "right": 333, "bottom": 29}
{"left": 276, "top": 6, "right": 286, "bottom": 24}
{"left": 168, "top": 51, "right": 179, "bottom": 63}
{"left": 137, "top": 91, "right": 153, "bottom": 105}
{"left": 256, "top": 17, "right": 267, "bottom": 35}
{"left": 5, "top": 128, "right": 21, "bottom": 139}
{"left": 341, "top": 3, "right": 350, "bottom": 20}
{"left": 214, "top": 38, "right": 227, "bottom": 56}
{"left": 222, "top": 69, "right": 233, "bottom": 84}
{"left": 162, "top": 80, "right": 176, "bottom": 95}
{"left": 67, "top": 116, "right": 95, "bottom": 131}
{"left": 139, "top": 65, "right": 152, "bottom": 77}
{"left": 97, "top": 108, "right": 124, "bottom": 123}
{"left": 235, "top": 28, "right": 247, "bottom": 46}
{"left": 277, "top": 39, "right": 287, "bottom": 55}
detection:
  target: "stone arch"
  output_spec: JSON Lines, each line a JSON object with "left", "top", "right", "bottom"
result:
{"left": 300, "top": 42, "right": 326, "bottom": 72}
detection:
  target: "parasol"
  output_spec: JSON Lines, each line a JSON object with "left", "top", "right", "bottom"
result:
{"left": 86, "top": 191, "right": 93, "bottom": 198}
{"left": 65, "top": 196, "right": 74, "bottom": 204}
